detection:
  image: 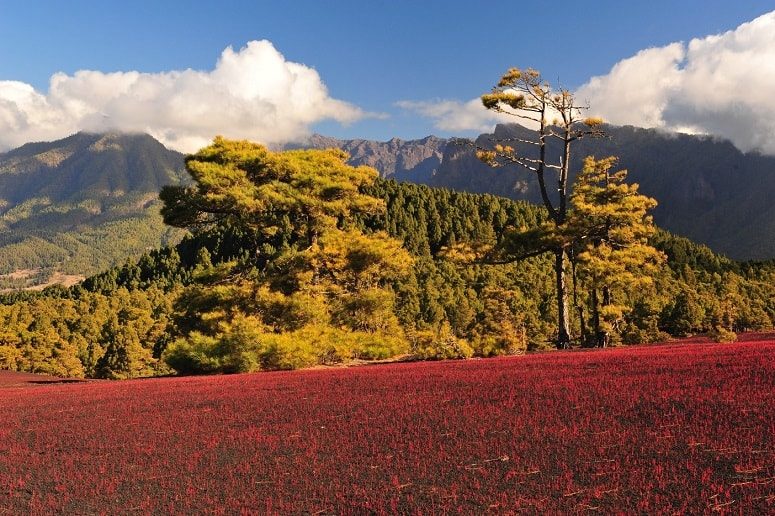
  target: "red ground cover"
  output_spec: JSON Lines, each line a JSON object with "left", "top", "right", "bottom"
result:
{"left": 1, "top": 336, "right": 773, "bottom": 513}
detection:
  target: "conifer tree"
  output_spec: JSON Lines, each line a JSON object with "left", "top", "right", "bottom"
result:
{"left": 160, "top": 137, "right": 384, "bottom": 249}
{"left": 567, "top": 156, "right": 665, "bottom": 347}
{"left": 477, "top": 67, "right": 604, "bottom": 348}
{"left": 160, "top": 138, "right": 413, "bottom": 373}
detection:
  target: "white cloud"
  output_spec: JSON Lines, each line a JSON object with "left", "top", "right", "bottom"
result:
{"left": 0, "top": 40, "right": 368, "bottom": 152}
{"left": 577, "top": 11, "right": 775, "bottom": 154}
{"left": 401, "top": 11, "right": 775, "bottom": 155}
{"left": 396, "top": 98, "right": 513, "bottom": 134}
{"left": 398, "top": 96, "right": 572, "bottom": 135}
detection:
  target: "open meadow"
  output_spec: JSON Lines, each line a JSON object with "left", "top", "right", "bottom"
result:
{"left": 1, "top": 335, "right": 773, "bottom": 513}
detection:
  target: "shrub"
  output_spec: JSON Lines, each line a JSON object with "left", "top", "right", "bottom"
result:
{"left": 258, "top": 332, "right": 318, "bottom": 371}
{"left": 471, "top": 326, "right": 528, "bottom": 357}
{"left": 410, "top": 323, "right": 473, "bottom": 360}
{"left": 621, "top": 324, "right": 670, "bottom": 345}
{"left": 709, "top": 327, "right": 737, "bottom": 343}
{"left": 0, "top": 345, "right": 21, "bottom": 370}
{"left": 163, "top": 334, "right": 227, "bottom": 375}
{"left": 352, "top": 331, "right": 409, "bottom": 360}
{"left": 163, "top": 320, "right": 411, "bottom": 374}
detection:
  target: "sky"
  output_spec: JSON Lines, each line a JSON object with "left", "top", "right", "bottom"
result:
{"left": 1, "top": 1, "right": 774, "bottom": 153}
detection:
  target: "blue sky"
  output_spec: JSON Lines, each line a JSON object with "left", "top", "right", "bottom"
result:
{"left": 1, "top": 1, "right": 774, "bottom": 151}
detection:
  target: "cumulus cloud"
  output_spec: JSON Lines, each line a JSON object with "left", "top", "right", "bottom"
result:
{"left": 401, "top": 12, "right": 775, "bottom": 154}
{"left": 0, "top": 40, "right": 368, "bottom": 152}
{"left": 395, "top": 98, "right": 513, "bottom": 134}
{"left": 577, "top": 11, "right": 775, "bottom": 154}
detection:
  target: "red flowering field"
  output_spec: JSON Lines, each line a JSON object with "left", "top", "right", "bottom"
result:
{"left": 1, "top": 336, "right": 773, "bottom": 513}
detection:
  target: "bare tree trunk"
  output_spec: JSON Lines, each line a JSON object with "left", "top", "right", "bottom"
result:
{"left": 600, "top": 286, "right": 612, "bottom": 348}
{"left": 571, "top": 251, "right": 587, "bottom": 347}
{"left": 555, "top": 249, "right": 571, "bottom": 349}
{"left": 590, "top": 287, "right": 602, "bottom": 347}
{"left": 577, "top": 306, "right": 587, "bottom": 347}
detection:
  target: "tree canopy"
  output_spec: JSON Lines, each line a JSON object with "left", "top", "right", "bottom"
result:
{"left": 160, "top": 139, "right": 414, "bottom": 373}
{"left": 160, "top": 137, "right": 384, "bottom": 246}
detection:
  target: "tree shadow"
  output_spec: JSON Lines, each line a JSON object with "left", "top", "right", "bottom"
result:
{"left": 28, "top": 379, "right": 87, "bottom": 385}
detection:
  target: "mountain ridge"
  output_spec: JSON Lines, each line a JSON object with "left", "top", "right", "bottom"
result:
{"left": 307, "top": 125, "right": 775, "bottom": 260}
{"left": 0, "top": 131, "right": 187, "bottom": 288}
{"left": 289, "top": 133, "right": 447, "bottom": 183}
{"left": 2, "top": 125, "right": 774, "bottom": 290}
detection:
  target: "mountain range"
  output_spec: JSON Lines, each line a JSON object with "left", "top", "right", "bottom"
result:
{"left": 1, "top": 124, "right": 774, "bottom": 289}
{"left": 289, "top": 134, "right": 447, "bottom": 183}
{"left": 304, "top": 125, "right": 775, "bottom": 261}
{"left": 0, "top": 132, "right": 187, "bottom": 289}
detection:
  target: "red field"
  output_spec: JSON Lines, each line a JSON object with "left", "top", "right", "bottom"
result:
{"left": 1, "top": 336, "right": 774, "bottom": 513}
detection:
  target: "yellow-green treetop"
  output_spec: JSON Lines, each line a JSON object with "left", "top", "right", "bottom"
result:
{"left": 159, "top": 137, "right": 415, "bottom": 374}
{"left": 160, "top": 137, "right": 385, "bottom": 245}
{"left": 477, "top": 66, "right": 606, "bottom": 348}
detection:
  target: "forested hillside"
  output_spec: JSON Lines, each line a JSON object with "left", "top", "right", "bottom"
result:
{"left": 0, "top": 132, "right": 187, "bottom": 289}
{"left": 1, "top": 141, "right": 772, "bottom": 379}
{"left": 3, "top": 125, "right": 774, "bottom": 294}
{"left": 310, "top": 125, "right": 775, "bottom": 260}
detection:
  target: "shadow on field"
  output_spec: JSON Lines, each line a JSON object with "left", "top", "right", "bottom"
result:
{"left": 28, "top": 379, "right": 87, "bottom": 385}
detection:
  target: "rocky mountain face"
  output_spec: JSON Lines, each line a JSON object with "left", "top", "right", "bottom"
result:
{"left": 0, "top": 132, "right": 187, "bottom": 287}
{"left": 426, "top": 124, "right": 775, "bottom": 261}
{"left": 292, "top": 134, "right": 448, "bottom": 183}
{"left": 308, "top": 125, "right": 775, "bottom": 260}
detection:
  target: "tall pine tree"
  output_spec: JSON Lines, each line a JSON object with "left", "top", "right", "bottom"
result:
{"left": 567, "top": 156, "right": 665, "bottom": 347}
{"left": 477, "top": 67, "right": 604, "bottom": 348}
{"left": 160, "top": 138, "right": 413, "bottom": 373}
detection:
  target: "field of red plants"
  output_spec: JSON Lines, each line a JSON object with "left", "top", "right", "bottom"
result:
{"left": 1, "top": 335, "right": 773, "bottom": 513}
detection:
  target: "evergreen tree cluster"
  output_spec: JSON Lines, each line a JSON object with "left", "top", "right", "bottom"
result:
{"left": 0, "top": 140, "right": 773, "bottom": 379}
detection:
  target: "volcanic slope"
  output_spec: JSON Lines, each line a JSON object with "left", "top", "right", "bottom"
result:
{"left": 0, "top": 132, "right": 188, "bottom": 288}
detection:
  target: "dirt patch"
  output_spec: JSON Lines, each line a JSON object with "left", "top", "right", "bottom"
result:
{"left": 0, "top": 370, "right": 88, "bottom": 388}
{"left": 0, "top": 269, "right": 84, "bottom": 293}
{"left": 0, "top": 268, "right": 41, "bottom": 280}
{"left": 27, "top": 272, "right": 84, "bottom": 290}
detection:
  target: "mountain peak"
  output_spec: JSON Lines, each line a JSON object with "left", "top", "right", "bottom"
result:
{"left": 0, "top": 131, "right": 188, "bottom": 285}
{"left": 291, "top": 134, "right": 448, "bottom": 182}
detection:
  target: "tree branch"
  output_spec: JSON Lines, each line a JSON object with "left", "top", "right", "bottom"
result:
{"left": 489, "top": 136, "right": 540, "bottom": 147}
{"left": 481, "top": 246, "right": 553, "bottom": 265}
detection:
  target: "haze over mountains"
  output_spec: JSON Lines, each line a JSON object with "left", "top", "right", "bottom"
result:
{"left": 1, "top": 124, "right": 773, "bottom": 289}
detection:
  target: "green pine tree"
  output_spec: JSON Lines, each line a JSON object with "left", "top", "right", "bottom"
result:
{"left": 567, "top": 156, "right": 665, "bottom": 347}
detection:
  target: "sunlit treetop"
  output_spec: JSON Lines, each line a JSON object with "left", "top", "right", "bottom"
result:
{"left": 160, "top": 137, "right": 385, "bottom": 244}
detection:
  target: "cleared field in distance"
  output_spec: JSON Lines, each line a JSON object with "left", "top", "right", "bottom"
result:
{"left": 1, "top": 335, "right": 773, "bottom": 513}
